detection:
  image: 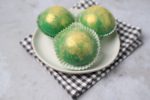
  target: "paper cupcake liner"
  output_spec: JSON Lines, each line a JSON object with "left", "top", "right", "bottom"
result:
{"left": 54, "top": 22, "right": 101, "bottom": 71}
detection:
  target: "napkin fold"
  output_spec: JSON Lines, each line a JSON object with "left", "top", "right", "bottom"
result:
{"left": 20, "top": 0, "right": 143, "bottom": 99}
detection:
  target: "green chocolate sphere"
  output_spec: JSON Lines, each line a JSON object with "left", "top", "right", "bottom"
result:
{"left": 79, "top": 5, "right": 116, "bottom": 37}
{"left": 37, "top": 6, "right": 75, "bottom": 37}
{"left": 54, "top": 23, "right": 100, "bottom": 69}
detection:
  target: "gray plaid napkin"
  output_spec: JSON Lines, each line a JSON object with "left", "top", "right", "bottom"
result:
{"left": 20, "top": 0, "right": 143, "bottom": 99}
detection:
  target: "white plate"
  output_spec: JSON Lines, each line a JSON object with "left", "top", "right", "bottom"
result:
{"left": 32, "top": 29, "right": 120, "bottom": 74}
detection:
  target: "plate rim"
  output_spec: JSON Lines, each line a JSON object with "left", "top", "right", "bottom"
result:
{"left": 32, "top": 29, "right": 120, "bottom": 74}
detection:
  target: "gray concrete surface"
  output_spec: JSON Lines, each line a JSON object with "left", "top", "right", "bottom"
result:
{"left": 0, "top": 0, "right": 150, "bottom": 100}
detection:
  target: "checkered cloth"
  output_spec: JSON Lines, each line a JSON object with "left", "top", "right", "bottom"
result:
{"left": 20, "top": 0, "right": 142, "bottom": 99}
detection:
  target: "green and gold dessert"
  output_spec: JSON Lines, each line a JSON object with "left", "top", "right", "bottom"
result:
{"left": 79, "top": 5, "right": 116, "bottom": 37}
{"left": 37, "top": 6, "right": 75, "bottom": 37}
{"left": 54, "top": 23, "right": 100, "bottom": 70}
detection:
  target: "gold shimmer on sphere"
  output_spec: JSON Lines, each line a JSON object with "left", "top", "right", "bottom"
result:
{"left": 52, "top": 6, "right": 63, "bottom": 13}
{"left": 66, "top": 32, "right": 92, "bottom": 60}
{"left": 46, "top": 14, "right": 56, "bottom": 23}
{"left": 103, "top": 14, "right": 112, "bottom": 28}
{"left": 61, "top": 19, "right": 68, "bottom": 26}
{"left": 85, "top": 14, "right": 97, "bottom": 24}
